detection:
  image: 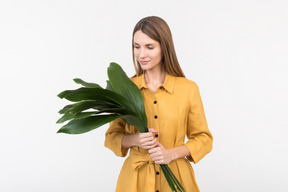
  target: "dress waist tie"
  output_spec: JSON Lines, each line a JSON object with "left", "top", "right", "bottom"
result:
{"left": 130, "top": 148, "right": 155, "bottom": 192}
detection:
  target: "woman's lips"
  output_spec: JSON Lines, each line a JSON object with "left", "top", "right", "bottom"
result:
{"left": 140, "top": 61, "right": 150, "bottom": 65}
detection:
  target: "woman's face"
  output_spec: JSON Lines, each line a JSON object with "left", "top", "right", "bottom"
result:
{"left": 133, "top": 30, "right": 162, "bottom": 72}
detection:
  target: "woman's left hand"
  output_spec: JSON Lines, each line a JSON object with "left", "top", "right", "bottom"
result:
{"left": 148, "top": 143, "right": 175, "bottom": 164}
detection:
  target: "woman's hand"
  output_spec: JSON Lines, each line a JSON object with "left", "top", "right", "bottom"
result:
{"left": 122, "top": 128, "right": 158, "bottom": 150}
{"left": 148, "top": 143, "right": 175, "bottom": 164}
{"left": 134, "top": 128, "right": 158, "bottom": 149}
{"left": 148, "top": 144, "right": 191, "bottom": 164}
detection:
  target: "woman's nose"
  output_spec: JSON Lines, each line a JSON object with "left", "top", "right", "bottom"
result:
{"left": 139, "top": 49, "right": 147, "bottom": 58}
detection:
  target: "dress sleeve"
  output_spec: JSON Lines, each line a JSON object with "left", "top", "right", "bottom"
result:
{"left": 184, "top": 82, "right": 213, "bottom": 164}
{"left": 104, "top": 118, "right": 129, "bottom": 157}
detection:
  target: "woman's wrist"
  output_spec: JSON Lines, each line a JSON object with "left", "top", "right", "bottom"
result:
{"left": 122, "top": 133, "right": 137, "bottom": 149}
{"left": 170, "top": 145, "right": 191, "bottom": 161}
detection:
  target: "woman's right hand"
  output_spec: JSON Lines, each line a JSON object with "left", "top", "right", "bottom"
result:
{"left": 134, "top": 128, "right": 159, "bottom": 149}
{"left": 122, "top": 128, "right": 159, "bottom": 150}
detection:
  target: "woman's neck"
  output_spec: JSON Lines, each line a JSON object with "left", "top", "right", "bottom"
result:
{"left": 144, "top": 65, "right": 166, "bottom": 87}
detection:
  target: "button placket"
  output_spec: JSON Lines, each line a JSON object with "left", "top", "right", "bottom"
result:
{"left": 150, "top": 92, "right": 161, "bottom": 192}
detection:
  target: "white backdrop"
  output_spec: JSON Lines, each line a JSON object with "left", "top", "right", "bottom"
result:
{"left": 1, "top": 0, "right": 287, "bottom": 191}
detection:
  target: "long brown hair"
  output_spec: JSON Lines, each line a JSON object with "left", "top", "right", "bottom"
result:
{"left": 132, "top": 16, "right": 185, "bottom": 77}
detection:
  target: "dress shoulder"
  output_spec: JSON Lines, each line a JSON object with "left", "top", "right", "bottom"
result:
{"left": 174, "top": 76, "right": 199, "bottom": 90}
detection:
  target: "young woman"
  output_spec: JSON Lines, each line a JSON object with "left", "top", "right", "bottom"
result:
{"left": 104, "top": 16, "right": 213, "bottom": 192}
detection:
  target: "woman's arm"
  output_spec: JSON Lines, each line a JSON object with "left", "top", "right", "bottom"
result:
{"left": 184, "top": 82, "right": 213, "bottom": 163}
{"left": 104, "top": 118, "right": 128, "bottom": 157}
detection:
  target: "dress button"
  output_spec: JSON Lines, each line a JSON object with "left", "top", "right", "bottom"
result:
{"left": 156, "top": 171, "right": 160, "bottom": 175}
{"left": 159, "top": 86, "right": 163, "bottom": 89}
{"left": 155, "top": 134, "right": 158, "bottom": 138}
{"left": 156, "top": 190, "right": 159, "bottom": 192}
{"left": 154, "top": 100, "right": 157, "bottom": 104}
{"left": 154, "top": 115, "right": 158, "bottom": 119}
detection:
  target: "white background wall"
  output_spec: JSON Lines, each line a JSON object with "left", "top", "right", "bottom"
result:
{"left": 1, "top": 0, "right": 287, "bottom": 191}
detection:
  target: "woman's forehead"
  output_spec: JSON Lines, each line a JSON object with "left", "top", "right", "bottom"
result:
{"left": 133, "top": 31, "right": 159, "bottom": 45}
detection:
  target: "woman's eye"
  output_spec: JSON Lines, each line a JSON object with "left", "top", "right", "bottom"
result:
{"left": 147, "top": 47, "right": 154, "bottom": 50}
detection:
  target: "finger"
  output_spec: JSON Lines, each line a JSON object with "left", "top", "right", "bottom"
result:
{"left": 150, "top": 138, "right": 158, "bottom": 145}
{"left": 148, "top": 146, "right": 160, "bottom": 154}
{"left": 151, "top": 154, "right": 163, "bottom": 161}
{"left": 150, "top": 152, "right": 163, "bottom": 160}
{"left": 143, "top": 140, "right": 157, "bottom": 147}
{"left": 140, "top": 132, "right": 154, "bottom": 138}
{"left": 145, "top": 141, "right": 158, "bottom": 149}
{"left": 139, "top": 135, "right": 155, "bottom": 143}
{"left": 156, "top": 142, "right": 163, "bottom": 147}
{"left": 146, "top": 145, "right": 158, "bottom": 150}
{"left": 151, "top": 140, "right": 159, "bottom": 148}
{"left": 150, "top": 151, "right": 160, "bottom": 159}
{"left": 143, "top": 141, "right": 159, "bottom": 149}
{"left": 154, "top": 159, "right": 165, "bottom": 164}
{"left": 148, "top": 128, "right": 159, "bottom": 133}
{"left": 142, "top": 137, "right": 158, "bottom": 146}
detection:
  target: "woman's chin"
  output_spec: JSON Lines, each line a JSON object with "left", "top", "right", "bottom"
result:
{"left": 140, "top": 65, "right": 151, "bottom": 71}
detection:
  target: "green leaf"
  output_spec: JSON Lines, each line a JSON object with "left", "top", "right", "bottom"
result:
{"left": 57, "top": 106, "right": 134, "bottom": 124}
{"left": 161, "top": 165, "right": 177, "bottom": 191}
{"left": 108, "top": 62, "right": 147, "bottom": 131}
{"left": 56, "top": 111, "right": 75, "bottom": 124}
{"left": 105, "top": 80, "right": 114, "bottom": 91}
{"left": 69, "top": 100, "right": 119, "bottom": 114}
{"left": 58, "top": 104, "right": 74, "bottom": 114}
{"left": 74, "top": 112, "right": 99, "bottom": 120}
{"left": 57, "top": 114, "right": 120, "bottom": 134}
{"left": 96, "top": 108, "right": 134, "bottom": 115}
{"left": 165, "top": 164, "right": 186, "bottom": 192}
{"left": 121, "top": 115, "right": 146, "bottom": 133}
{"left": 57, "top": 111, "right": 99, "bottom": 124}
{"left": 58, "top": 87, "right": 132, "bottom": 110}
{"left": 73, "top": 78, "right": 102, "bottom": 88}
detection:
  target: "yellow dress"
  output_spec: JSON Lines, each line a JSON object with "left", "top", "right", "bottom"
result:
{"left": 104, "top": 73, "right": 213, "bottom": 192}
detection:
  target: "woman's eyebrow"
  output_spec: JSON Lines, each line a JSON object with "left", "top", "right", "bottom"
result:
{"left": 133, "top": 42, "right": 156, "bottom": 46}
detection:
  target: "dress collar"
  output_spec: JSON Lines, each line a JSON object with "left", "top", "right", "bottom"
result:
{"left": 133, "top": 73, "right": 175, "bottom": 94}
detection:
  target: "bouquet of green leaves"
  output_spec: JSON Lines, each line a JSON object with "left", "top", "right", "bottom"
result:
{"left": 57, "top": 62, "right": 186, "bottom": 192}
